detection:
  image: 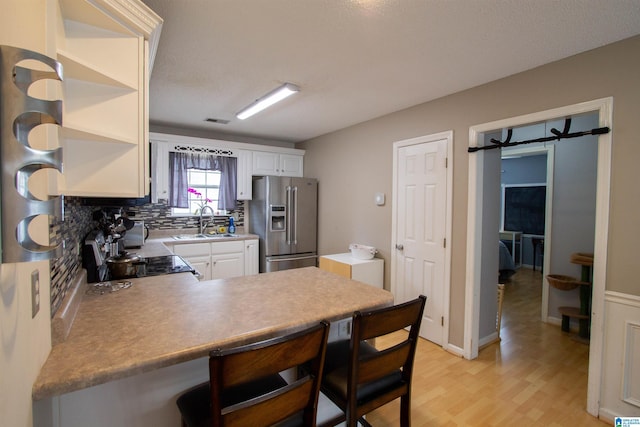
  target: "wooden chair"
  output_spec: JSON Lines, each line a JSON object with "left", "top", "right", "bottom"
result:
{"left": 320, "top": 295, "right": 427, "bottom": 427}
{"left": 176, "top": 321, "right": 330, "bottom": 427}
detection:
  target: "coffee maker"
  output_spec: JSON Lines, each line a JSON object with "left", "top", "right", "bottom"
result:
{"left": 82, "top": 208, "right": 134, "bottom": 282}
{"left": 83, "top": 229, "right": 114, "bottom": 282}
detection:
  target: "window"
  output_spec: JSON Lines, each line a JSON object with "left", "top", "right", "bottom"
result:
{"left": 171, "top": 169, "right": 227, "bottom": 216}
{"left": 168, "top": 151, "right": 237, "bottom": 212}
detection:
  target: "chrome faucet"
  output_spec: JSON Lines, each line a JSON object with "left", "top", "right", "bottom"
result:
{"left": 199, "top": 205, "right": 215, "bottom": 234}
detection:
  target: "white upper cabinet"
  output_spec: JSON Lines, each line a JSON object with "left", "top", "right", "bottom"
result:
{"left": 236, "top": 150, "right": 253, "bottom": 200}
{"left": 53, "top": 0, "right": 162, "bottom": 197}
{"left": 252, "top": 151, "right": 303, "bottom": 177}
{"left": 149, "top": 133, "right": 305, "bottom": 202}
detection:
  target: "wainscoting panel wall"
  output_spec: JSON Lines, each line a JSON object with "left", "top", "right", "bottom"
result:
{"left": 600, "top": 291, "right": 640, "bottom": 420}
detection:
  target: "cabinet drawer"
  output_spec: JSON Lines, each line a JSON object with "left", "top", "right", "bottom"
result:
{"left": 211, "top": 240, "right": 244, "bottom": 254}
{"left": 173, "top": 243, "right": 211, "bottom": 257}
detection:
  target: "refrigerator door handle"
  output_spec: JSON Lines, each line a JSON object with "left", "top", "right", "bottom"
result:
{"left": 286, "top": 185, "right": 292, "bottom": 245}
{"left": 292, "top": 186, "right": 298, "bottom": 244}
{"left": 267, "top": 254, "right": 318, "bottom": 263}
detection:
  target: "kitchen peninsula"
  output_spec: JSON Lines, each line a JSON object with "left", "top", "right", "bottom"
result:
{"left": 32, "top": 266, "right": 393, "bottom": 426}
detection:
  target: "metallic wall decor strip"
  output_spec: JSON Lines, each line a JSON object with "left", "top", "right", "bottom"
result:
{"left": 0, "top": 45, "right": 64, "bottom": 263}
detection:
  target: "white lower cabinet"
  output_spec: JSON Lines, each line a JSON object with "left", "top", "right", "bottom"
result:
{"left": 244, "top": 239, "right": 259, "bottom": 275}
{"left": 184, "top": 256, "right": 211, "bottom": 281}
{"left": 172, "top": 243, "right": 211, "bottom": 280}
{"left": 211, "top": 241, "right": 245, "bottom": 280}
{"left": 171, "top": 239, "right": 258, "bottom": 281}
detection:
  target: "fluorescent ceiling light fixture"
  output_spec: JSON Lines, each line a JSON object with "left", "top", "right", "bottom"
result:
{"left": 236, "top": 83, "right": 300, "bottom": 120}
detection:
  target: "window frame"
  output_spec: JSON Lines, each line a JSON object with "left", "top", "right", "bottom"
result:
{"left": 170, "top": 168, "right": 227, "bottom": 217}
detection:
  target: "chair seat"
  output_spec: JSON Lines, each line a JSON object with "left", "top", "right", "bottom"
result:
{"left": 176, "top": 374, "right": 288, "bottom": 427}
{"left": 323, "top": 340, "right": 404, "bottom": 404}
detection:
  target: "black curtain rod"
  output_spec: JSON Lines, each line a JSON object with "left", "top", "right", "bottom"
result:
{"left": 468, "top": 118, "right": 610, "bottom": 153}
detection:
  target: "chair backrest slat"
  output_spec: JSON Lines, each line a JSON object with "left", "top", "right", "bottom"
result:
{"left": 357, "top": 300, "right": 425, "bottom": 341}
{"left": 210, "top": 321, "right": 330, "bottom": 427}
{"left": 219, "top": 329, "right": 327, "bottom": 387}
{"left": 223, "top": 378, "right": 314, "bottom": 426}
{"left": 358, "top": 342, "right": 411, "bottom": 384}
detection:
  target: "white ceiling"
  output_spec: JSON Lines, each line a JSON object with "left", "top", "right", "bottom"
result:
{"left": 141, "top": 0, "right": 640, "bottom": 144}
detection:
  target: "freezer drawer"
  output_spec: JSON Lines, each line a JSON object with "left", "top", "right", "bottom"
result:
{"left": 264, "top": 253, "right": 317, "bottom": 273}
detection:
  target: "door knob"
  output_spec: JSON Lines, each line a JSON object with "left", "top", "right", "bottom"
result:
{"left": 395, "top": 244, "right": 404, "bottom": 250}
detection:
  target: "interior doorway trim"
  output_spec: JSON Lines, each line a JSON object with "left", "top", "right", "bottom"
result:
{"left": 465, "top": 97, "right": 613, "bottom": 417}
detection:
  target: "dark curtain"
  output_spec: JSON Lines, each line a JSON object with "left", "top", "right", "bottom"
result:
{"left": 169, "top": 152, "right": 237, "bottom": 211}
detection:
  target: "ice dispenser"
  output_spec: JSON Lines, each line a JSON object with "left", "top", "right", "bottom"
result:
{"left": 270, "top": 205, "right": 286, "bottom": 231}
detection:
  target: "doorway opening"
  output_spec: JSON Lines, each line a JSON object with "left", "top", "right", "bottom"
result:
{"left": 465, "top": 98, "right": 612, "bottom": 417}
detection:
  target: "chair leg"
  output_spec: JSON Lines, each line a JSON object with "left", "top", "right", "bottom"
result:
{"left": 400, "top": 394, "right": 411, "bottom": 427}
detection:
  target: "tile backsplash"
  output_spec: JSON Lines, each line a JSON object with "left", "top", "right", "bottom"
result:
{"left": 124, "top": 200, "right": 244, "bottom": 231}
{"left": 49, "top": 198, "right": 245, "bottom": 316}
{"left": 49, "top": 197, "right": 95, "bottom": 315}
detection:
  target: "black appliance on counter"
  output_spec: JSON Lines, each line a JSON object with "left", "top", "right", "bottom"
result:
{"left": 83, "top": 229, "right": 195, "bottom": 282}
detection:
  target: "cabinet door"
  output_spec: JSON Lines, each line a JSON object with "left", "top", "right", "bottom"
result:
{"left": 183, "top": 255, "right": 211, "bottom": 281}
{"left": 279, "top": 154, "right": 303, "bottom": 177}
{"left": 151, "top": 141, "right": 169, "bottom": 201}
{"left": 211, "top": 252, "right": 245, "bottom": 279}
{"left": 211, "top": 241, "right": 245, "bottom": 279}
{"left": 236, "top": 150, "right": 252, "bottom": 200}
{"left": 244, "top": 239, "right": 259, "bottom": 276}
{"left": 252, "top": 151, "right": 279, "bottom": 176}
{"left": 172, "top": 243, "right": 211, "bottom": 280}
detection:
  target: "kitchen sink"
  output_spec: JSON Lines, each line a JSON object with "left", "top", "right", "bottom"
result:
{"left": 172, "top": 234, "right": 238, "bottom": 240}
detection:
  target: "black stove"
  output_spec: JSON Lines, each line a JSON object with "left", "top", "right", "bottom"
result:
{"left": 83, "top": 229, "right": 196, "bottom": 282}
{"left": 133, "top": 255, "right": 195, "bottom": 278}
{"left": 106, "top": 254, "right": 196, "bottom": 280}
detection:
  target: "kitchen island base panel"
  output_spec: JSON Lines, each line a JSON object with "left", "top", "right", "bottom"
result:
{"left": 34, "top": 358, "right": 208, "bottom": 427}
{"left": 34, "top": 326, "right": 349, "bottom": 427}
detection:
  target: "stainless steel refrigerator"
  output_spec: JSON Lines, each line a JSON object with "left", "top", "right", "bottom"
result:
{"left": 249, "top": 176, "right": 318, "bottom": 273}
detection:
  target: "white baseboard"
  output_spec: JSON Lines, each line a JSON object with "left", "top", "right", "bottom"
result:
{"left": 478, "top": 331, "right": 499, "bottom": 348}
{"left": 444, "top": 342, "right": 464, "bottom": 358}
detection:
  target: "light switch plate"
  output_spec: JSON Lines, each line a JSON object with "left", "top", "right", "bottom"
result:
{"left": 31, "top": 270, "right": 40, "bottom": 318}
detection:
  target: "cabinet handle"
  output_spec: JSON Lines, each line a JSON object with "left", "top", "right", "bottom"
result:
{"left": 395, "top": 244, "right": 404, "bottom": 250}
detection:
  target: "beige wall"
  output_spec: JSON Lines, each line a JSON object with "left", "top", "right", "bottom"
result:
{"left": 298, "top": 35, "right": 640, "bottom": 346}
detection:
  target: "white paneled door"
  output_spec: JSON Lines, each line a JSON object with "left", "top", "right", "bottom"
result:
{"left": 393, "top": 135, "right": 449, "bottom": 345}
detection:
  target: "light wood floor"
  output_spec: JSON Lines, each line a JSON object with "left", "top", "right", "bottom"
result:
{"left": 365, "top": 268, "right": 610, "bottom": 426}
